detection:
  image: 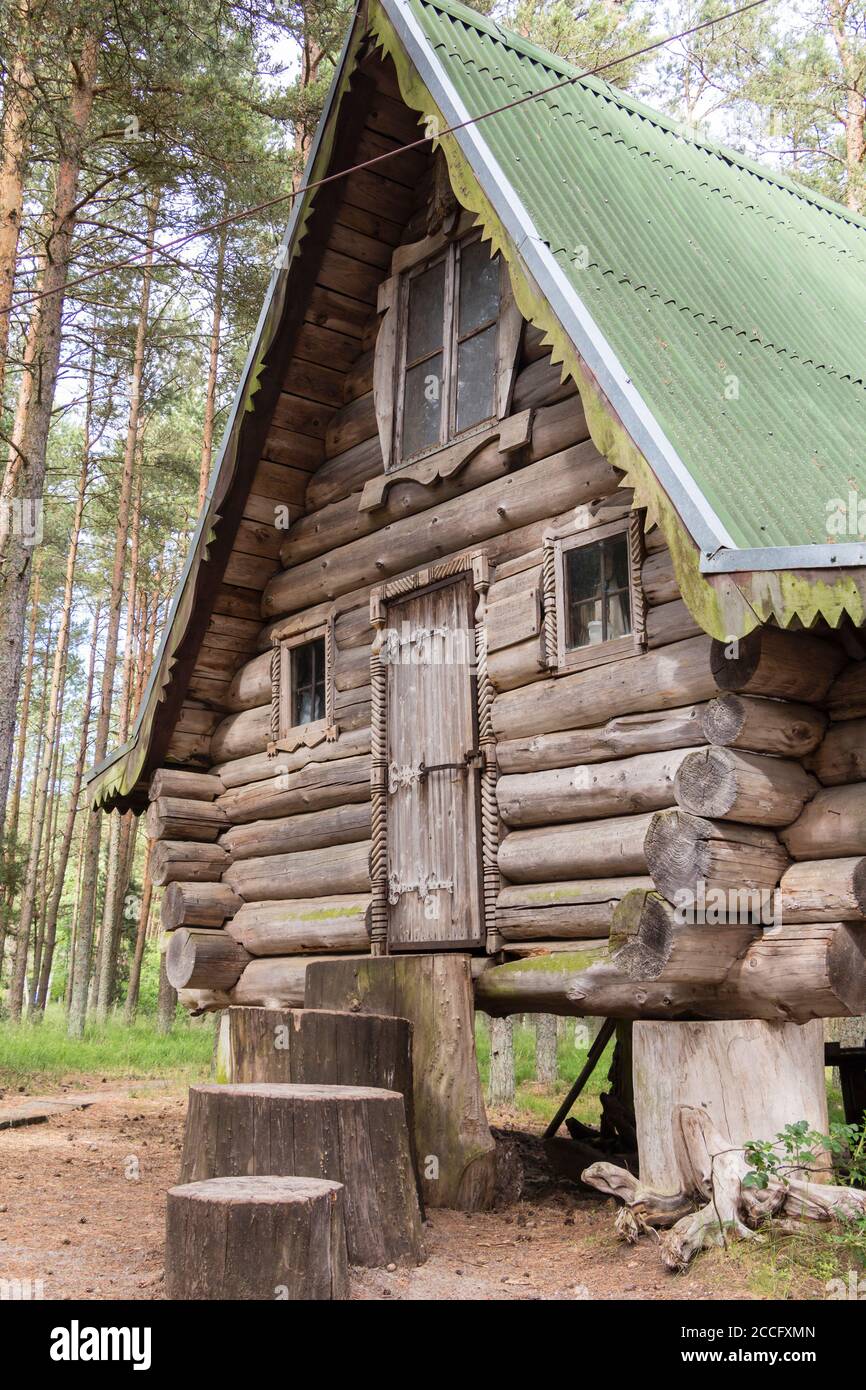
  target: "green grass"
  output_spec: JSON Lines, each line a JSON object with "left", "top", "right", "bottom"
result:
{"left": 475, "top": 1018, "right": 614, "bottom": 1128}
{"left": 0, "top": 1006, "right": 214, "bottom": 1092}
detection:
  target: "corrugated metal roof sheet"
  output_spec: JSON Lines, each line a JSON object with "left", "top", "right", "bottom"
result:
{"left": 406, "top": 0, "right": 866, "bottom": 548}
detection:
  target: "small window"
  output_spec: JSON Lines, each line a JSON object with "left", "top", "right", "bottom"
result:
{"left": 396, "top": 234, "right": 500, "bottom": 465}
{"left": 291, "top": 636, "right": 326, "bottom": 727}
{"left": 545, "top": 517, "right": 645, "bottom": 673}
{"left": 563, "top": 532, "right": 632, "bottom": 650}
{"left": 275, "top": 625, "right": 334, "bottom": 746}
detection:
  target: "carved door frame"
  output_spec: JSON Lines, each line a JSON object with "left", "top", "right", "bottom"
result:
{"left": 369, "top": 550, "right": 501, "bottom": 956}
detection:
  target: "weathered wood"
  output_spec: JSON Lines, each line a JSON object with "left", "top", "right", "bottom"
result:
{"left": 496, "top": 876, "right": 654, "bottom": 940}
{"left": 710, "top": 626, "right": 844, "bottom": 703}
{"left": 495, "top": 704, "right": 709, "bottom": 774}
{"left": 807, "top": 717, "right": 866, "bottom": 785}
{"left": 161, "top": 881, "right": 243, "bottom": 931}
{"left": 145, "top": 796, "right": 227, "bottom": 843}
{"left": 165, "top": 1176, "right": 349, "bottom": 1300}
{"left": 581, "top": 1023, "right": 836, "bottom": 1266}
{"left": 781, "top": 783, "right": 866, "bottom": 859}
{"left": 148, "top": 769, "right": 223, "bottom": 802}
{"left": 229, "top": 954, "right": 368, "bottom": 1008}
{"left": 646, "top": 809, "right": 790, "bottom": 902}
{"left": 226, "top": 895, "right": 372, "bottom": 954}
{"left": 305, "top": 954, "right": 497, "bottom": 1211}
{"left": 210, "top": 705, "right": 271, "bottom": 763}
{"left": 221, "top": 802, "right": 370, "bottom": 861}
{"left": 485, "top": 586, "right": 541, "bottom": 655}
{"left": 217, "top": 754, "right": 371, "bottom": 824}
{"left": 827, "top": 660, "right": 866, "bottom": 722}
{"left": 281, "top": 435, "right": 524, "bottom": 568}
{"left": 475, "top": 922, "right": 866, "bottom": 1021}
{"left": 526, "top": 394, "right": 589, "bottom": 462}
{"left": 640, "top": 549, "right": 678, "bottom": 605}
{"left": 305, "top": 435, "right": 383, "bottom": 511}
{"left": 492, "top": 636, "right": 716, "bottom": 742}
{"left": 213, "top": 727, "right": 370, "bottom": 789}
{"left": 166, "top": 928, "right": 251, "bottom": 991}
{"left": 497, "top": 748, "right": 697, "bottom": 828}
{"left": 779, "top": 857, "right": 866, "bottom": 922}
{"left": 487, "top": 633, "right": 546, "bottom": 691}
{"left": 324, "top": 390, "right": 376, "bottom": 458}
{"left": 511, "top": 353, "right": 575, "bottom": 411}
{"left": 225, "top": 651, "right": 272, "bottom": 712}
{"left": 262, "top": 443, "right": 619, "bottom": 617}
{"left": 610, "top": 889, "right": 757, "bottom": 981}
{"left": 214, "top": 1009, "right": 412, "bottom": 1130}
{"left": 498, "top": 812, "right": 654, "bottom": 882}
{"left": 702, "top": 692, "right": 826, "bottom": 757}
{"left": 646, "top": 598, "right": 701, "bottom": 649}
{"left": 224, "top": 840, "right": 370, "bottom": 901}
{"left": 632, "top": 1020, "right": 827, "bottom": 1195}
{"left": 674, "top": 747, "right": 818, "bottom": 826}
{"left": 180, "top": 1083, "right": 424, "bottom": 1267}
{"left": 150, "top": 840, "right": 229, "bottom": 886}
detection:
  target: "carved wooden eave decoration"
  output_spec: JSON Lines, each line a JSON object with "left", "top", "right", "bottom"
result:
{"left": 359, "top": 407, "right": 532, "bottom": 511}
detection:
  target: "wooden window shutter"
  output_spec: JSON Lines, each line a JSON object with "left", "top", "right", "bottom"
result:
{"left": 373, "top": 273, "right": 400, "bottom": 474}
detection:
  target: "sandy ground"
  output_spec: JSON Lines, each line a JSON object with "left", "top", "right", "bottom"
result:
{"left": 0, "top": 1080, "right": 813, "bottom": 1301}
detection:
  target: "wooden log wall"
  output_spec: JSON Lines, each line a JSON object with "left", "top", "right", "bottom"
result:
{"left": 142, "top": 55, "right": 866, "bottom": 1016}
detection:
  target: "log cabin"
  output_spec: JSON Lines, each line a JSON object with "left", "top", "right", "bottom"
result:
{"left": 87, "top": 0, "right": 866, "bottom": 1212}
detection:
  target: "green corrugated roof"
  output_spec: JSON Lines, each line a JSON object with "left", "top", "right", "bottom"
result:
{"left": 401, "top": 0, "right": 866, "bottom": 550}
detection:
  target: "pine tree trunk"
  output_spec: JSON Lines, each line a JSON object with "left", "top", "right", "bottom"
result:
{"left": 36, "top": 602, "right": 99, "bottom": 1013}
{"left": 0, "top": 31, "right": 98, "bottom": 849}
{"left": 535, "top": 1014, "right": 558, "bottom": 1085}
{"left": 0, "top": 560, "right": 39, "bottom": 975}
{"left": 197, "top": 220, "right": 225, "bottom": 509}
{"left": 9, "top": 408, "right": 91, "bottom": 1020}
{"left": 124, "top": 839, "right": 153, "bottom": 1022}
{"left": 0, "top": 0, "right": 34, "bottom": 405}
{"left": 157, "top": 953, "right": 177, "bottom": 1034}
{"left": 488, "top": 1016, "right": 515, "bottom": 1105}
{"left": 68, "top": 196, "right": 156, "bottom": 1037}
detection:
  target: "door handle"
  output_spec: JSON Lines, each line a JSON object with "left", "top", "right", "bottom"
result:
{"left": 418, "top": 749, "right": 481, "bottom": 780}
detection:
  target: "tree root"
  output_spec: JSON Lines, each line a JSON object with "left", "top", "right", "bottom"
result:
{"left": 582, "top": 1104, "right": 866, "bottom": 1270}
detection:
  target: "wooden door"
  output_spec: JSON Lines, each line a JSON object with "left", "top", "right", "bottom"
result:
{"left": 385, "top": 575, "right": 483, "bottom": 949}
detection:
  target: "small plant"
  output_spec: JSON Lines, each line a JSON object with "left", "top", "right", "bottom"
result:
{"left": 743, "top": 1116, "right": 866, "bottom": 1190}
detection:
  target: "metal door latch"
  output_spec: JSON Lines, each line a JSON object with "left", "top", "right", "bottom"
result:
{"left": 419, "top": 748, "right": 481, "bottom": 780}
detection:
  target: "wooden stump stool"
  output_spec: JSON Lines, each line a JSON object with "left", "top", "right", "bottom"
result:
{"left": 165, "top": 1176, "right": 348, "bottom": 1300}
{"left": 180, "top": 1083, "right": 424, "bottom": 1268}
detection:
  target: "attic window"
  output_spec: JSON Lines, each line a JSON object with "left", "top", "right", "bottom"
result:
{"left": 273, "top": 623, "right": 335, "bottom": 749}
{"left": 544, "top": 516, "right": 646, "bottom": 673}
{"left": 396, "top": 234, "right": 501, "bottom": 465}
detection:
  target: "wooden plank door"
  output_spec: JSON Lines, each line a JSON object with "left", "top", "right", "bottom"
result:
{"left": 385, "top": 575, "right": 483, "bottom": 949}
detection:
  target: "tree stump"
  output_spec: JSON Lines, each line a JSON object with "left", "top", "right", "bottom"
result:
{"left": 180, "top": 1083, "right": 424, "bottom": 1268}
{"left": 165, "top": 1176, "right": 348, "bottom": 1300}
{"left": 305, "top": 954, "right": 497, "bottom": 1210}
{"left": 214, "top": 1006, "right": 419, "bottom": 1197}
{"left": 580, "top": 1019, "right": 858, "bottom": 1270}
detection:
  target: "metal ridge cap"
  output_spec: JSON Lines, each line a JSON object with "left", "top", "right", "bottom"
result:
{"left": 386, "top": 0, "right": 735, "bottom": 556}
{"left": 701, "top": 542, "right": 866, "bottom": 573}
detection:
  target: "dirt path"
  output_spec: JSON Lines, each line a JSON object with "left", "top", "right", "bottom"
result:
{"left": 0, "top": 1083, "right": 818, "bottom": 1301}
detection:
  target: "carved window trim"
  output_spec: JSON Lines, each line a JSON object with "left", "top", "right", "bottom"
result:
{"left": 368, "top": 550, "right": 501, "bottom": 957}
{"left": 542, "top": 513, "right": 646, "bottom": 675}
{"left": 269, "top": 617, "right": 338, "bottom": 754}
{"left": 373, "top": 225, "right": 523, "bottom": 476}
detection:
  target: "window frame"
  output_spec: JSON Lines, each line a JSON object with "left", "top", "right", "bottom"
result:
{"left": 393, "top": 231, "right": 502, "bottom": 469}
{"left": 544, "top": 515, "right": 646, "bottom": 674}
{"left": 273, "top": 621, "right": 336, "bottom": 750}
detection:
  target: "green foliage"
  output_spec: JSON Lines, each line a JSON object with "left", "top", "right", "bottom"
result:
{"left": 474, "top": 1017, "right": 614, "bottom": 1126}
{"left": 744, "top": 1116, "right": 866, "bottom": 1190}
{"left": 0, "top": 1006, "right": 213, "bottom": 1091}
